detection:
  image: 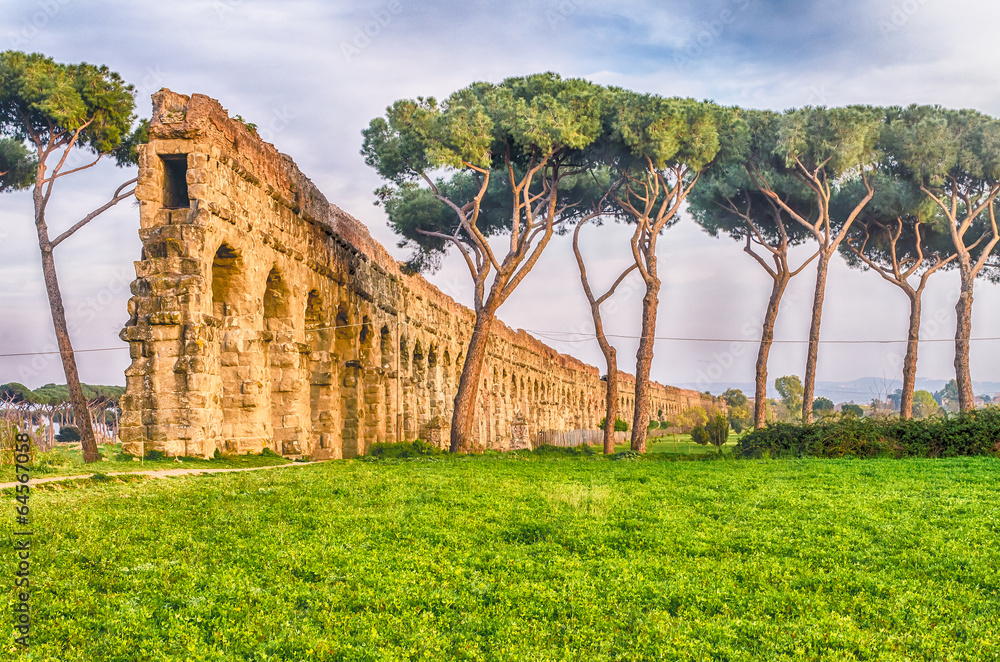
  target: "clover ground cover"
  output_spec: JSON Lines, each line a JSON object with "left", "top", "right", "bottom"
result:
{"left": 4, "top": 455, "right": 999, "bottom": 661}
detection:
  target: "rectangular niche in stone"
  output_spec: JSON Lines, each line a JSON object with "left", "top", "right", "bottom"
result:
{"left": 160, "top": 154, "right": 190, "bottom": 209}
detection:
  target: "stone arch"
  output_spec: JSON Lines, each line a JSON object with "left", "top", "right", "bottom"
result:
{"left": 411, "top": 341, "right": 427, "bottom": 423}
{"left": 357, "top": 315, "right": 381, "bottom": 447}
{"left": 412, "top": 341, "right": 425, "bottom": 377}
{"left": 209, "top": 243, "right": 260, "bottom": 454}
{"left": 305, "top": 290, "right": 323, "bottom": 327}
{"left": 380, "top": 325, "right": 393, "bottom": 369}
{"left": 334, "top": 302, "right": 360, "bottom": 456}
{"left": 263, "top": 266, "right": 300, "bottom": 455}
{"left": 359, "top": 316, "right": 373, "bottom": 348}
{"left": 305, "top": 290, "right": 336, "bottom": 457}
{"left": 380, "top": 325, "right": 397, "bottom": 442}
{"left": 399, "top": 335, "right": 409, "bottom": 369}
{"left": 426, "top": 344, "right": 442, "bottom": 418}
{"left": 263, "top": 267, "right": 291, "bottom": 326}
{"left": 211, "top": 243, "right": 246, "bottom": 320}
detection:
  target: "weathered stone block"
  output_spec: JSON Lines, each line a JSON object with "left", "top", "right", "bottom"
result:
{"left": 150, "top": 324, "right": 182, "bottom": 340}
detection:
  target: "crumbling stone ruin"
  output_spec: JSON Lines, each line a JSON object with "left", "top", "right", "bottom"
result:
{"left": 118, "top": 90, "right": 719, "bottom": 458}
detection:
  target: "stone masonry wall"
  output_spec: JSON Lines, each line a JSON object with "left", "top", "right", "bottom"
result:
{"left": 118, "top": 89, "right": 720, "bottom": 458}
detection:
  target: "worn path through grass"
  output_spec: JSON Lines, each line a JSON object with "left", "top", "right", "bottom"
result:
{"left": 0, "top": 459, "right": 318, "bottom": 490}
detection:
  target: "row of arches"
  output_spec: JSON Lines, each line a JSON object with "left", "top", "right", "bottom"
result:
{"left": 205, "top": 241, "right": 465, "bottom": 455}
{"left": 197, "top": 240, "right": 680, "bottom": 456}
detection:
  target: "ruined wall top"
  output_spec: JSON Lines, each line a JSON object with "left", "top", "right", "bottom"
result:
{"left": 149, "top": 89, "right": 402, "bottom": 278}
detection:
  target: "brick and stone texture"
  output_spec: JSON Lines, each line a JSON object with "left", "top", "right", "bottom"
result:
{"left": 119, "top": 89, "right": 721, "bottom": 459}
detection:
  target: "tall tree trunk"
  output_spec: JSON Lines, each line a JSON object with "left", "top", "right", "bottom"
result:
{"left": 45, "top": 407, "right": 55, "bottom": 452}
{"left": 899, "top": 291, "right": 921, "bottom": 420}
{"left": 755, "top": 273, "right": 789, "bottom": 429}
{"left": 449, "top": 309, "right": 496, "bottom": 453}
{"left": 33, "top": 193, "right": 100, "bottom": 463}
{"left": 584, "top": 269, "right": 623, "bottom": 455}
{"left": 631, "top": 276, "right": 660, "bottom": 453}
{"left": 954, "top": 264, "right": 975, "bottom": 412}
{"left": 573, "top": 220, "right": 633, "bottom": 456}
{"left": 601, "top": 350, "right": 619, "bottom": 456}
{"left": 801, "top": 252, "right": 831, "bottom": 423}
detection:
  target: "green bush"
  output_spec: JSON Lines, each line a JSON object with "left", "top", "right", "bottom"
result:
{"left": 691, "top": 413, "right": 729, "bottom": 451}
{"left": 531, "top": 444, "right": 596, "bottom": 457}
{"left": 369, "top": 439, "right": 444, "bottom": 459}
{"left": 841, "top": 403, "right": 864, "bottom": 418}
{"left": 736, "top": 407, "right": 1000, "bottom": 459}
{"left": 55, "top": 425, "right": 81, "bottom": 443}
{"left": 598, "top": 416, "right": 629, "bottom": 432}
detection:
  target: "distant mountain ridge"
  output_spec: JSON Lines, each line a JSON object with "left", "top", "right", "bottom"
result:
{"left": 679, "top": 378, "right": 1000, "bottom": 403}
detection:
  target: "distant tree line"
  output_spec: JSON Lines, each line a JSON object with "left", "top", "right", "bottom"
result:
{"left": 1, "top": 382, "right": 124, "bottom": 451}
{"left": 763, "top": 373, "right": 968, "bottom": 423}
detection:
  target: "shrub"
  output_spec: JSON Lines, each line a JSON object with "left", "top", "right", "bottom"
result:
{"left": 55, "top": 425, "right": 81, "bottom": 443}
{"left": 598, "top": 417, "right": 629, "bottom": 432}
{"left": 736, "top": 407, "right": 1000, "bottom": 459}
{"left": 841, "top": 403, "right": 864, "bottom": 418}
{"left": 369, "top": 439, "right": 444, "bottom": 459}
{"left": 691, "top": 413, "right": 729, "bottom": 452}
{"left": 531, "top": 444, "right": 596, "bottom": 457}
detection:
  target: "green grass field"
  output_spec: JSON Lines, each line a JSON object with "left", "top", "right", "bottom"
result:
{"left": 4, "top": 453, "right": 999, "bottom": 661}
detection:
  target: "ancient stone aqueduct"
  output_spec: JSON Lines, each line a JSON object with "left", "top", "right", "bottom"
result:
{"left": 118, "top": 90, "right": 719, "bottom": 458}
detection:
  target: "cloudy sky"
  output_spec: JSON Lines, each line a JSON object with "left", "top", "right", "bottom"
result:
{"left": 4, "top": 0, "right": 1000, "bottom": 399}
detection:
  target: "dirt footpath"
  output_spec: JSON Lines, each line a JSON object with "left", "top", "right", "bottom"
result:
{"left": 0, "top": 461, "right": 321, "bottom": 490}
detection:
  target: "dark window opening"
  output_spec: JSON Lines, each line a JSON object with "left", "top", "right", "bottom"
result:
{"left": 160, "top": 154, "right": 189, "bottom": 208}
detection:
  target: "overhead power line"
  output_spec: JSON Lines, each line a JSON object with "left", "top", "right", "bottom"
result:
{"left": 3, "top": 325, "right": 997, "bottom": 359}
{"left": 526, "top": 329, "right": 999, "bottom": 345}
{"left": 0, "top": 347, "right": 130, "bottom": 358}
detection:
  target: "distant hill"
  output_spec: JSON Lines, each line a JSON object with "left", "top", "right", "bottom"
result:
{"left": 679, "top": 378, "right": 1000, "bottom": 404}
